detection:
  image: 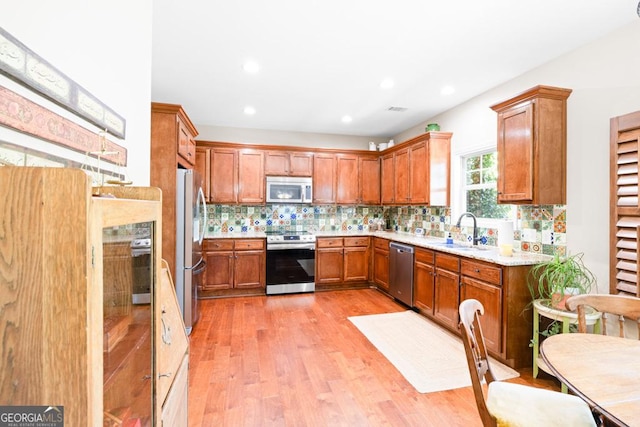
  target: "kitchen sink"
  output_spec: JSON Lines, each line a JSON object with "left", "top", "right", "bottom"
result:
{"left": 428, "top": 242, "right": 494, "bottom": 251}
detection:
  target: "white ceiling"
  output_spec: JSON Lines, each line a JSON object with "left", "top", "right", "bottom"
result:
{"left": 151, "top": 0, "right": 639, "bottom": 138}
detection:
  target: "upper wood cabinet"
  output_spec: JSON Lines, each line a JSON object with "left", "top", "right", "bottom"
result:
{"left": 198, "top": 145, "right": 265, "bottom": 205}
{"left": 237, "top": 149, "right": 265, "bottom": 204}
{"left": 490, "top": 85, "right": 572, "bottom": 205}
{"left": 265, "top": 151, "right": 313, "bottom": 176}
{"left": 313, "top": 152, "right": 337, "bottom": 204}
{"left": 359, "top": 155, "right": 381, "bottom": 204}
{"left": 380, "top": 132, "right": 452, "bottom": 206}
{"left": 151, "top": 102, "right": 199, "bottom": 276}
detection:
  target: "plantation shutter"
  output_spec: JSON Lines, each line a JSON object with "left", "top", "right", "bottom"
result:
{"left": 611, "top": 110, "right": 640, "bottom": 296}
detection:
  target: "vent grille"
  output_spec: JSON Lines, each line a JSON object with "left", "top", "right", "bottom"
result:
{"left": 387, "top": 106, "right": 408, "bottom": 112}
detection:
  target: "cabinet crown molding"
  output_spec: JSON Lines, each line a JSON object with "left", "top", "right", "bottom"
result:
{"left": 490, "top": 85, "right": 572, "bottom": 113}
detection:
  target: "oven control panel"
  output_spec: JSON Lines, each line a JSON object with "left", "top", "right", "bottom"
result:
{"left": 267, "top": 234, "right": 316, "bottom": 243}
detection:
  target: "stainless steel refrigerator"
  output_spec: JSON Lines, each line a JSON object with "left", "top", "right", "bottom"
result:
{"left": 176, "top": 169, "right": 207, "bottom": 335}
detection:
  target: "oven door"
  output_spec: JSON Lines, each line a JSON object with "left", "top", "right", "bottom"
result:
{"left": 266, "top": 244, "right": 315, "bottom": 295}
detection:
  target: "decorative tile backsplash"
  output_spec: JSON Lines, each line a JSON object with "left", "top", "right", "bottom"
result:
{"left": 206, "top": 203, "right": 567, "bottom": 255}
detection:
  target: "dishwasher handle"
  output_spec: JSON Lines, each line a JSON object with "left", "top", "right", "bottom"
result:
{"left": 389, "top": 242, "right": 414, "bottom": 254}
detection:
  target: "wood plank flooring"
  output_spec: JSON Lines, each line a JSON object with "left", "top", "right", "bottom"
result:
{"left": 188, "top": 288, "right": 558, "bottom": 426}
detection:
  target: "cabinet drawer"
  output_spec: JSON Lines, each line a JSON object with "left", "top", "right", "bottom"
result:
{"left": 344, "top": 236, "right": 369, "bottom": 247}
{"left": 317, "top": 238, "right": 343, "bottom": 248}
{"left": 374, "top": 237, "right": 390, "bottom": 250}
{"left": 415, "top": 247, "right": 435, "bottom": 264}
{"left": 435, "top": 252, "right": 460, "bottom": 272}
{"left": 204, "top": 239, "right": 234, "bottom": 251}
{"left": 461, "top": 259, "right": 502, "bottom": 286}
{"left": 234, "top": 239, "right": 265, "bottom": 250}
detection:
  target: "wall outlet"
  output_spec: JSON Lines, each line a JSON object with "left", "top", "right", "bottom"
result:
{"left": 522, "top": 228, "right": 537, "bottom": 242}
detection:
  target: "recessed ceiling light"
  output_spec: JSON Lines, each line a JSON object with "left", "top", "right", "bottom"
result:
{"left": 243, "top": 61, "right": 260, "bottom": 73}
{"left": 380, "top": 78, "right": 395, "bottom": 89}
{"left": 341, "top": 115, "right": 352, "bottom": 123}
{"left": 244, "top": 106, "right": 256, "bottom": 115}
{"left": 441, "top": 85, "right": 455, "bottom": 95}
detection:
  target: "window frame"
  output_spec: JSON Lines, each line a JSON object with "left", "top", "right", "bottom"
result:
{"left": 456, "top": 147, "right": 516, "bottom": 229}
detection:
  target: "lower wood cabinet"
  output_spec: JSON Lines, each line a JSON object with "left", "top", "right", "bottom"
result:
{"left": 316, "top": 237, "right": 370, "bottom": 285}
{"left": 372, "top": 237, "right": 390, "bottom": 291}
{"left": 203, "top": 239, "right": 265, "bottom": 291}
{"left": 433, "top": 252, "right": 461, "bottom": 330}
{"left": 413, "top": 247, "right": 435, "bottom": 314}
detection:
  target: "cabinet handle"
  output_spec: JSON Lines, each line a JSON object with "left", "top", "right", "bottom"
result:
{"left": 159, "top": 372, "right": 173, "bottom": 378}
{"left": 161, "top": 307, "right": 172, "bottom": 345}
{"left": 475, "top": 268, "right": 481, "bottom": 273}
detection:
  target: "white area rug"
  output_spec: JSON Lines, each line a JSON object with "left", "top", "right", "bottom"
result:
{"left": 348, "top": 310, "right": 519, "bottom": 393}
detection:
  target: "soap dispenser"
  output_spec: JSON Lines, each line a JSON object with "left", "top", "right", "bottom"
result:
{"left": 446, "top": 232, "right": 453, "bottom": 244}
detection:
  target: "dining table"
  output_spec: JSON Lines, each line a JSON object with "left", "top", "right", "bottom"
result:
{"left": 540, "top": 333, "right": 640, "bottom": 427}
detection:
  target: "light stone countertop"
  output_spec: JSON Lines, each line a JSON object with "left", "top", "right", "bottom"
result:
{"left": 205, "top": 229, "right": 552, "bottom": 267}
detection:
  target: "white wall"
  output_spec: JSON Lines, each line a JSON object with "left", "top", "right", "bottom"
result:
{"left": 396, "top": 21, "right": 640, "bottom": 291}
{"left": 197, "top": 124, "right": 387, "bottom": 150}
{"left": 0, "top": 0, "right": 152, "bottom": 185}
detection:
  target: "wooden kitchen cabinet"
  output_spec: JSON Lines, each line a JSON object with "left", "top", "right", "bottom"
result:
{"left": 0, "top": 167, "right": 189, "bottom": 426}
{"left": 373, "top": 237, "right": 390, "bottom": 291}
{"left": 313, "top": 153, "right": 337, "bottom": 204}
{"left": 490, "top": 85, "right": 572, "bottom": 204}
{"left": 460, "top": 259, "right": 502, "bottom": 354}
{"left": 359, "top": 155, "right": 381, "bottom": 204}
{"left": 209, "top": 147, "right": 237, "bottom": 203}
{"left": 316, "top": 237, "right": 370, "bottom": 285}
{"left": 237, "top": 149, "right": 265, "bottom": 204}
{"left": 196, "top": 146, "right": 211, "bottom": 200}
{"left": 394, "top": 147, "right": 411, "bottom": 204}
{"left": 265, "top": 151, "right": 313, "bottom": 176}
{"left": 203, "top": 239, "right": 265, "bottom": 291}
{"left": 433, "top": 252, "right": 461, "bottom": 330}
{"left": 413, "top": 247, "right": 435, "bottom": 315}
{"left": 381, "top": 153, "right": 395, "bottom": 204}
{"left": 151, "top": 102, "right": 199, "bottom": 281}
{"left": 380, "top": 132, "right": 451, "bottom": 206}
{"left": 336, "top": 154, "right": 380, "bottom": 205}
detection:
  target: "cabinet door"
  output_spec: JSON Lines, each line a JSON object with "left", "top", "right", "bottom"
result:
{"left": 336, "top": 154, "right": 359, "bottom": 204}
{"left": 373, "top": 247, "right": 390, "bottom": 290}
{"left": 195, "top": 147, "right": 210, "bottom": 201}
{"left": 313, "top": 153, "right": 336, "bottom": 204}
{"left": 238, "top": 150, "right": 265, "bottom": 204}
{"left": 394, "top": 148, "right": 411, "bottom": 204}
{"left": 203, "top": 250, "right": 234, "bottom": 290}
{"left": 497, "top": 103, "right": 534, "bottom": 203}
{"left": 359, "top": 156, "right": 380, "bottom": 205}
{"left": 381, "top": 154, "right": 395, "bottom": 204}
{"left": 289, "top": 153, "right": 313, "bottom": 176}
{"left": 434, "top": 268, "right": 460, "bottom": 330}
{"left": 264, "top": 151, "right": 289, "bottom": 175}
{"left": 234, "top": 250, "right": 265, "bottom": 289}
{"left": 429, "top": 135, "right": 451, "bottom": 207}
{"left": 461, "top": 276, "right": 502, "bottom": 354}
{"left": 414, "top": 249, "right": 435, "bottom": 314}
{"left": 210, "top": 148, "right": 237, "bottom": 203}
{"left": 344, "top": 246, "right": 369, "bottom": 282}
{"left": 410, "top": 142, "right": 428, "bottom": 204}
{"left": 177, "top": 117, "right": 196, "bottom": 166}
{"left": 316, "top": 247, "right": 343, "bottom": 284}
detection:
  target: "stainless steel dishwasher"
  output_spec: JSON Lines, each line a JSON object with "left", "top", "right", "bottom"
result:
{"left": 389, "top": 242, "right": 414, "bottom": 306}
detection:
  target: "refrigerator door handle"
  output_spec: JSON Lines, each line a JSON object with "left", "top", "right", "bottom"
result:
{"left": 197, "top": 187, "right": 207, "bottom": 245}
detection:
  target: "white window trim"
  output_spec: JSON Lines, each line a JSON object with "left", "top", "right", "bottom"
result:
{"left": 453, "top": 145, "right": 515, "bottom": 229}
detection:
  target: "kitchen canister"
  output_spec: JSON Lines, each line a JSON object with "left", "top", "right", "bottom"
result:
{"left": 369, "top": 141, "right": 376, "bottom": 151}
{"left": 426, "top": 123, "right": 440, "bottom": 132}
{"left": 388, "top": 139, "right": 394, "bottom": 148}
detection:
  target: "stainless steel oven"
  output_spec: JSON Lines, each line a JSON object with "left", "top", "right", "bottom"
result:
{"left": 266, "top": 231, "right": 316, "bottom": 295}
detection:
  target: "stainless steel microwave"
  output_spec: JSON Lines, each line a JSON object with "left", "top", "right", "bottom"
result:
{"left": 266, "top": 176, "right": 312, "bottom": 203}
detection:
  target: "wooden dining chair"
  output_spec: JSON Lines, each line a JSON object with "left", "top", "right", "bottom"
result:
{"left": 565, "top": 294, "right": 640, "bottom": 339}
{"left": 459, "top": 299, "right": 597, "bottom": 427}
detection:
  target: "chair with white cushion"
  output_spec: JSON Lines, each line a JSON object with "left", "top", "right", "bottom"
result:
{"left": 458, "top": 298, "right": 597, "bottom": 427}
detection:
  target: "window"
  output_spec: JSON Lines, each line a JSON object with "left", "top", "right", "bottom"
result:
{"left": 461, "top": 150, "right": 514, "bottom": 223}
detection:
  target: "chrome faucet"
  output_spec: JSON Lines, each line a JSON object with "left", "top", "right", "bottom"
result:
{"left": 456, "top": 212, "right": 481, "bottom": 245}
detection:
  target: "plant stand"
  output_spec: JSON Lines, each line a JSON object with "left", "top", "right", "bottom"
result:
{"left": 532, "top": 299, "right": 602, "bottom": 393}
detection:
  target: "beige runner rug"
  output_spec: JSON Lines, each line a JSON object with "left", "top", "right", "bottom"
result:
{"left": 348, "top": 310, "right": 519, "bottom": 393}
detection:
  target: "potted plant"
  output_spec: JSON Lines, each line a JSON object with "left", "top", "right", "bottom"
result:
{"left": 528, "top": 252, "right": 597, "bottom": 310}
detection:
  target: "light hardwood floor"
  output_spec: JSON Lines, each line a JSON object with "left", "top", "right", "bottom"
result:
{"left": 188, "top": 288, "right": 558, "bottom": 426}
